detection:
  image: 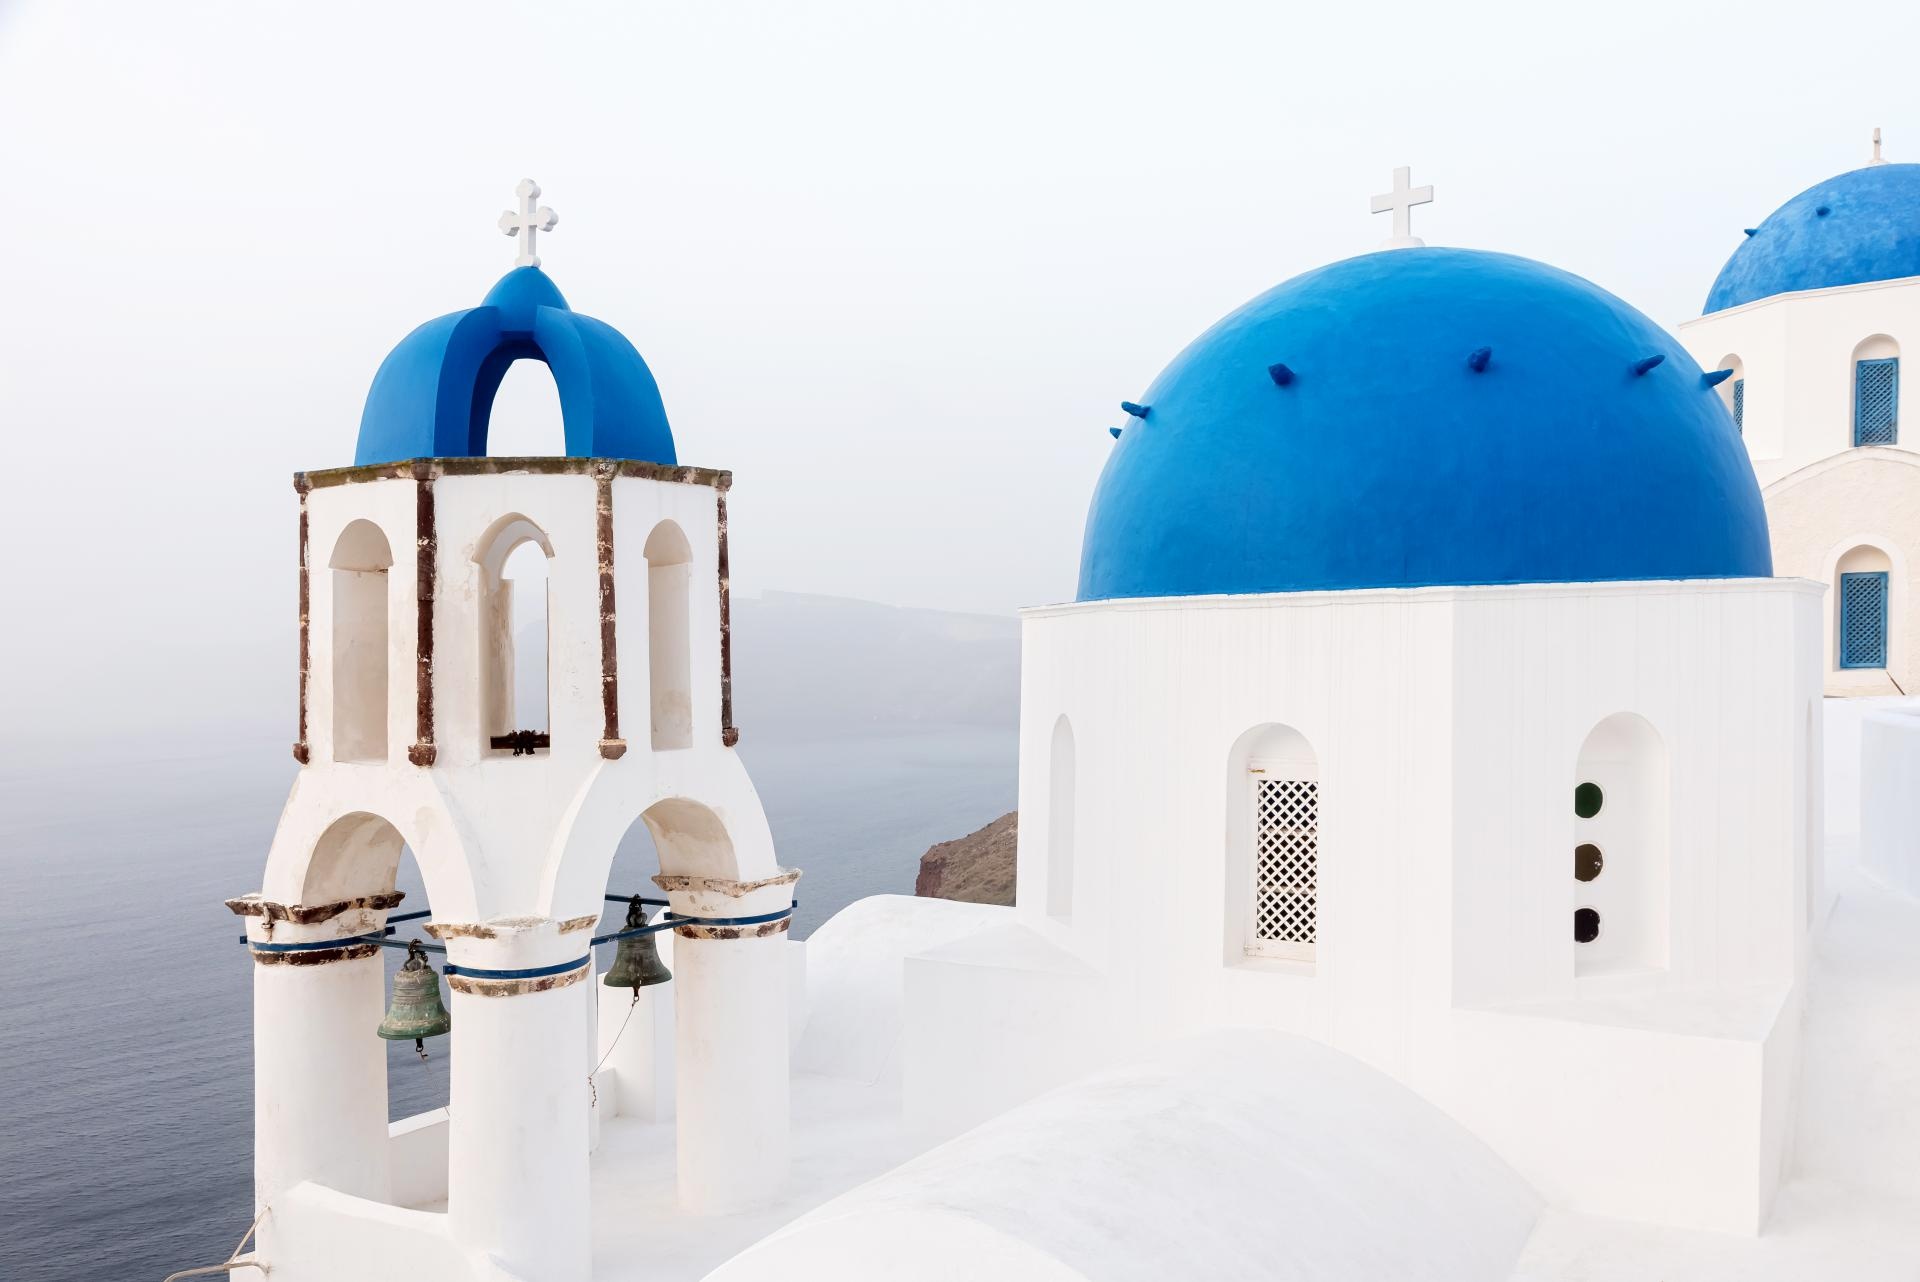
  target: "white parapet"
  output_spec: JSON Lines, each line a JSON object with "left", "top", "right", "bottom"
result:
{"left": 1861, "top": 704, "right": 1920, "bottom": 897}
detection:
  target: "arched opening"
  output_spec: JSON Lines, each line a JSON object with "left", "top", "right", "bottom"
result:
{"left": 1717, "top": 353, "right": 1746, "bottom": 436}
{"left": 1572, "top": 713, "right": 1669, "bottom": 976}
{"left": 588, "top": 816, "right": 676, "bottom": 1131}
{"left": 1836, "top": 543, "right": 1893, "bottom": 670}
{"left": 1225, "top": 723, "right": 1320, "bottom": 964}
{"left": 294, "top": 813, "right": 451, "bottom": 1209}
{"left": 330, "top": 520, "right": 393, "bottom": 763}
{"left": 1047, "top": 715, "right": 1076, "bottom": 920}
{"left": 1851, "top": 335, "right": 1899, "bottom": 446}
{"left": 482, "top": 357, "right": 564, "bottom": 457}
{"left": 645, "top": 521, "right": 694, "bottom": 751}
{"left": 476, "top": 514, "right": 554, "bottom": 753}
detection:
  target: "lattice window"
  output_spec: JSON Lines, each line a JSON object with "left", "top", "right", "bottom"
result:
{"left": 1854, "top": 357, "right": 1898, "bottom": 446}
{"left": 1840, "top": 571, "right": 1889, "bottom": 669}
{"left": 1732, "top": 377, "right": 1745, "bottom": 434}
{"left": 1252, "top": 777, "right": 1318, "bottom": 955}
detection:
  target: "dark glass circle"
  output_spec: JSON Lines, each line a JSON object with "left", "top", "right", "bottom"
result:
{"left": 1574, "top": 782, "right": 1604, "bottom": 819}
{"left": 1575, "top": 843, "right": 1604, "bottom": 882}
{"left": 1574, "top": 907, "right": 1601, "bottom": 944}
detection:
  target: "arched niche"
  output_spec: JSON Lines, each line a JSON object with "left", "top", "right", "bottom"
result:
{"left": 1224, "top": 723, "right": 1321, "bottom": 964}
{"left": 330, "top": 520, "right": 394, "bottom": 763}
{"left": 1716, "top": 352, "right": 1746, "bottom": 435}
{"left": 481, "top": 357, "right": 566, "bottom": 458}
{"left": 645, "top": 521, "right": 694, "bottom": 751}
{"left": 1835, "top": 542, "right": 1895, "bottom": 671}
{"left": 1047, "top": 715, "right": 1076, "bottom": 920}
{"left": 474, "top": 513, "right": 555, "bottom": 751}
{"left": 1571, "top": 713, "right": 1669, "bottom": 976}
{"left": 640, "top": 797, "right": 740, "bottom": 883}
{"left": 1850, "top": 334, "right": 1900, "bottom": 446}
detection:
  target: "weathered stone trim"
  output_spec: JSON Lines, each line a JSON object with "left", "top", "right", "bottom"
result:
{"left": 718, "top": 489, "right": 738, "bottom": 748}
{"left": 558, "top": 913, "right": 601, "bottom": 934}
{"left": 294, "top": 475, "right": 313, "bottom": 764}
{"left": 252, "top": 941, "right": 381, "bottom": 966}
{"left": 225, "top": 890, "right": 406, "bottom": 925}
{"left": 423, "top": 921, "right": 495, "bottom": 941}
{"left": 449, "top": 962, "right": 590, "bottom": 997}
{"left": 301, "top": 456, "right": 732, "bottom": 492}
{"left": 409, "top": 461, "right": 438, "bottom": 767}
{"left": 674, "top": 917, "right": 792, "bottom": 941}
{"left": 594, "top": 463, "right": 626, "bottom": 760}
{"left": 652, "top": 868, "right": 802, "bottom": 898}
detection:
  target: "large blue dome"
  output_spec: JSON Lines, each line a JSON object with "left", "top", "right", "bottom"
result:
{"left": 1704, "top": 163, "right": 1920, "bottom": 313}
{"left": 355, "top": 266, "right": 676, "bottom": 466}
{"left": 1078, "top": 248, "right": 1771, "bottom": 602}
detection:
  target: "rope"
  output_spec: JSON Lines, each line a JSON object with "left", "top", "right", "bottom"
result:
{"left": 588, "top": 990, "right": 641, "bottom": 1109}
{"left": 161, "top": 1203, "right": 269, "bottom": 1281}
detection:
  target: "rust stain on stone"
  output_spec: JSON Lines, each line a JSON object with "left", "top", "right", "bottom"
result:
{"left": 653, "top": 867, "right": 802, "bottom": 898}
{"left": 675, "top": 918, "right": 791, "bottom": 941}
{"left": 302, "top": 456, "right": 731, "bottom": 492}
{"left": 225, "top": 890, "right": 405, "bottom": 925}
{"left": 558, "top": 913, "right": 601, "bottom": 934}
{"left": 594, "top": 463, "right": 624, "bottom": 759}
{"left": 411, "top": 462, "right": 437, "bottom": 767}
{"left": 423, "top": 921, "right": 498, "bottom": 940}
{"left": 717, "top": 489, "right": 739, "bottom": 748}
{"left": 450, "top": 963, "right": 589, "bottom": 997}
{"left": 253, "top": 941, "right": 381, "bottom": 967}
{"left": 294, "top": 474, "right": 312, "bottom": 764}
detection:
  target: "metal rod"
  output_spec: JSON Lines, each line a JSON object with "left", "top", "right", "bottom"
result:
{"left": 604, "top": 894, "right": 671, "bottom": 906}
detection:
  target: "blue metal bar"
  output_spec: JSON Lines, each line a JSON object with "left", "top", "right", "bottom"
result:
{"left": 243, "top": 903, "right": 797, "bottom": 960}
{"left": 387, "top": 909, "right": 433, "bottom": 923}
{"left": 443, "top": 956, "right": 590, "bottom": 981}
{"left": 243, "top": 934, "right": 383, "bottom": 954}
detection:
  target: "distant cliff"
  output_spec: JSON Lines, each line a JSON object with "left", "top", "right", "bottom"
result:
{"left": 914, "top": 811, "right": 1017, "bottom": 906}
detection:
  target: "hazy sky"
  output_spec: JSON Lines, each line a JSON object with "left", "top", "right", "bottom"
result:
{"left": 1, "top": 0, "right": 1914, "bottom": 734}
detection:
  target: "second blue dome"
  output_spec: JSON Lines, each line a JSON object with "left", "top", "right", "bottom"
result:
{"left": 1705, "top": 163, "right": 1920, "bottom": 313}
{"left": 1078, "top": 248, "right": 1771, "bottom": 602}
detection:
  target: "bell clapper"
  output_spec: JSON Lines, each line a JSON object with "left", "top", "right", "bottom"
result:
{"left": 414, "top": 1037, "right": 428, "bottom": 1061}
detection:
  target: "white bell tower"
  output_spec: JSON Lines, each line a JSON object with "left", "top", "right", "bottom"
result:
{"left": 227, "top": 185, "right": 798, "bottom": 1282}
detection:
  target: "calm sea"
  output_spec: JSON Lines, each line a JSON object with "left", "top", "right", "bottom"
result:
{"left": 0, "top": 724, "right": 1014, "bottom": 1282}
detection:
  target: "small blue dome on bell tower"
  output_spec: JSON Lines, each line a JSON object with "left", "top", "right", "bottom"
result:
{"left": 354, "top": 181, "right": 676, "bottom": 467}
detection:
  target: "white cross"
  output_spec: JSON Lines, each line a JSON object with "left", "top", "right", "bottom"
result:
{"left": 1370, "top": 166, "right": 1433, "bottom": 249}
{"left": 1871, "top": 127, "right": 1887, "bottom": 166}
{"left": 498, "top": 179, "right": 559, "bottom": 268}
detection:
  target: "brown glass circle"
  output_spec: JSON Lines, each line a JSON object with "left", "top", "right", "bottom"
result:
{"left": 1574, "top": 907, "right": 1601, "bottom": 944}
{"left": 1575, "top": 843, "right": 1604, "bottom": 882}
{"left": 1574, "top": 782, "right": 1604, "bottom": 819}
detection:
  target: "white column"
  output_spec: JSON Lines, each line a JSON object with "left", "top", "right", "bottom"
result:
{"left": 251, "top": 943, "right": 391, "bottom": 1212}
{"left": 444, "top": 924, "right": 593, "bottom": 1282}
{"left": 672, "top": 929, "right": 790, "bottom": 1212}
{"left": 599, "top": 978, "right": 675, "bottom": 1121}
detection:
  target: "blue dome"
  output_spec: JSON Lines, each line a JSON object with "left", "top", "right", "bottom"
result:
{"left": 1705, "top": 164, "right": 1920, "bottom": 313}
{"left": 1078, "top": 248, "right": 1771, "bottom": 602}
{"left": 355, "top": 266, "right": 676, "bottom": 466}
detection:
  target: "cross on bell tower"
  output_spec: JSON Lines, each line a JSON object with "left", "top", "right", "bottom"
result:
{"left": 1370, "top": 166, "right": 1434, "bottom": 250}
{"left": 499, "top": 179, "right": 559, "bottom": 268}
{"left": 1870, "top": 127, "right": 1888, "bottom": 166}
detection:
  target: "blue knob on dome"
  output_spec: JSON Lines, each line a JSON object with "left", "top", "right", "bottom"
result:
{"left": 1120, "top": 401, "right": 1151, "bottom": 418}
{"left": 1268, "top": 363, "right": 1296, "bottom": 387}
{"left": 1466, "top": 346, "right": 1492, "bottom": 373}
{"left": 1632, "top": 354, "right": 1666, "bottom": 376}
{"left": 1702, "top": 368, "right": 1735, "bottom": 388}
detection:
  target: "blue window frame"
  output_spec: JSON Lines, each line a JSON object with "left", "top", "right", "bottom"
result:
{"left": 1732, "top": 377, "right": 1745, "bottom": 434}
{"left": 1839, "top": 571, "right": 1889, "bottom": 669}
{"left": 1854, "top": 357, "right": 1898, "bottom": 446}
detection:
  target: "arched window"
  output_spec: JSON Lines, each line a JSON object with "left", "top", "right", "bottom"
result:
{"left": 645, "top": 521, "right": 693, "bottom": 751}
{"left": 330, "top": 520, "right": 394, "bottom": 763}
{"left": 481, "top": 358, "right": 564, "bottom": 456}
{"left": 1852, "top": 335, "right": 1899, "bottom": 446}
{"left": 1836, "top": 544, "right": 1892, "bottom": 670}
{"left": 1717, "top": 353, "right": 1746, "bottom": 436}
{"left": 1572, "top": 713, "right": 1669, "bottom": 976}
{"left": 1047, "top": 715, "right": 1076, "bottom": 920}
{"left": 475, "top": 515, "right": 553, "bottom": 753}
{"left": 1228, "top": 724, "right": 1319, "bottom": 963}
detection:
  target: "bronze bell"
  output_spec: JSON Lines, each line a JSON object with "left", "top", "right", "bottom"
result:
{"left": 603, "top": 896, "right": 672, "bottom": 993}
{"left": 378, "top": 940, "right": 452, "bottom": 1059}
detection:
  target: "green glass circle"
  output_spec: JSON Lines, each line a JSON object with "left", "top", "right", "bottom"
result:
{"left": 1574, "top": 781, "right": 1604, "bottom": 819}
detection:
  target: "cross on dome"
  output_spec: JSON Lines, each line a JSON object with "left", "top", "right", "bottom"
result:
{"left": 1870, "top": 127, "right": 1887, "bottom": 166}
{"left": 499, "top": 179, "right": 559, "bottom": 268}
{"left": 1370, "top": 166, "right": 1433, "bottom": 249}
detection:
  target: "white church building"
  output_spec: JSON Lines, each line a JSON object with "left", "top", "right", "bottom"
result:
{"left": 213, "top": 172, "right": 1920, "bottom": 1282}
{"left": 1678, "top": 136, "right": 1920, "bottom": 696}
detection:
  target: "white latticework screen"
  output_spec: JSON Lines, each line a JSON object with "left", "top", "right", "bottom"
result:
{"left": 1252, "top": 777, "right": 1318, "bottom": 956}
